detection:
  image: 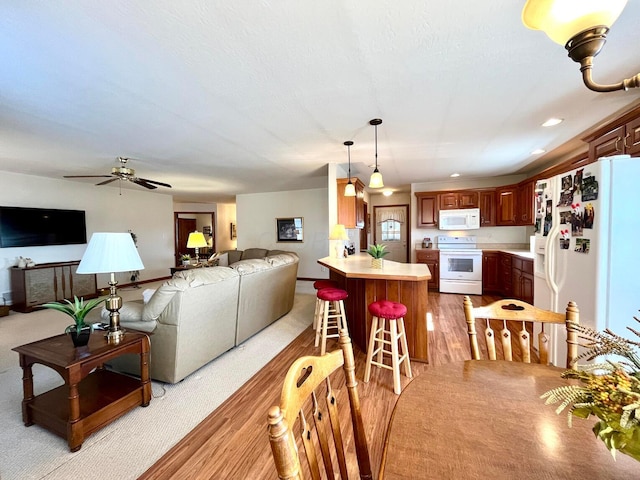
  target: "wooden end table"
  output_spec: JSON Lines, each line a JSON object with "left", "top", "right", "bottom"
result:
{"left": 12, "top": 331, "right": 151, "bottom": 452}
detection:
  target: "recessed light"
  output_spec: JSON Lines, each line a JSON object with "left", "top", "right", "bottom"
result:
{"left": 531, "top": 149, "right": 546, "bottom": 155}
{"left": 542, "top": 118, "right": 563, "bottom": 127}
{"left": 450, "top": 173, "right": 460, "bottom": 178}
{"left": 382, "top": 189, "right": 393, "bottom": 196}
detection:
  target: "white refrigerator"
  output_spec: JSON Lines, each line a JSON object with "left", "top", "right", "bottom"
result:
{"left": 533, "top": 155, "right": 640, "bottom": 366}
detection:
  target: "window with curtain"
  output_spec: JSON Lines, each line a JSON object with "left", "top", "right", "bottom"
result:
{"left": 381, "top": 219, "right": 401, "bottom": 242}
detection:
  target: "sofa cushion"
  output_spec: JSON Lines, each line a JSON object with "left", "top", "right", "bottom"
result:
{"left": 209, "top": 252, "right": 229, "bottom": 266}
{"left": 266, "top": 253, "right": 298, "bottom": 267}
{"left": 241, "top": 248, "right": 269, "bottom": 260}
{"left": 230, "top": 258, "right": 271, "bottom": 274}
{"left": 223, "top": 249, "right": 243, "bottom": 264}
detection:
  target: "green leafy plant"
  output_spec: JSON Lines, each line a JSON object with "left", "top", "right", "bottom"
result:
{"left": 180, "top": 254, "right": 191, "bottom": 261}
{"left": 366, "top": 244, "right": 390, "bottom": 259}
{"left": 42, "top": 296, "right": 105, "bottom": 333}
{"left": 541, "top": 316, "right": 640, "bottom": 461}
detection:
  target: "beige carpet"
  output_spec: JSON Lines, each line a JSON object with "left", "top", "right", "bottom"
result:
{"left": 0, "top": 280, "right": 315, "bottom": 480}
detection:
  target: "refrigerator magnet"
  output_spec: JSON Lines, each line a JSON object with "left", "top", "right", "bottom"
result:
{"left": 571, "top": 211, "right": 583, "bottom": 236}
{"left": 557, "top": 190, "right": 573, "bottom": 207}
{"left": 574, "top": 169, "right": 583, "bottom": 196}
{"left": 559, "top": 211, "right": 572, "bottom": 224}
{"left": 584, "top": 203, "right": 594, "bottom": 229}
{"left": 582, "top": 176, "right": 599, "bottom": 201}
{"left": 561, "top": 174, "right": 573, "bottom": 192}
{"left": 574, "top": 238, "right": 590, "bottom": 254}
{"left": 559, "top": 238, "right": 570, "bottom": 250}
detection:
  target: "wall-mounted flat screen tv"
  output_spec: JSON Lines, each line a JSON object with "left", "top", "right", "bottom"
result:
{"left": 0, "top": 206, "right": 87, "bottom": 248}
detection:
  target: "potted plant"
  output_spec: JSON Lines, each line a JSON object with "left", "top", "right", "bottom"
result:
{"left": 42, "top": 296, "right": 105, "bottom": 347}
{"left": 367, "top": 243, "right": 389, "bottom": 269}
{"left": 180, "top": 254, "right": 191, "bottom": 266}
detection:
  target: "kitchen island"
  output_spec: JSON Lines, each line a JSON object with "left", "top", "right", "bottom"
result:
{"left": 317, "top": 254, "right": 431, "bottom": 362}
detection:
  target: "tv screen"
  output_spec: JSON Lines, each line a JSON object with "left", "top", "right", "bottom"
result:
{"left": 0, "top": 206, "right": 87, "bottom": 248}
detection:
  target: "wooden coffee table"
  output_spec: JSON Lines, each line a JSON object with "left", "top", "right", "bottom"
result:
{"left": 12, "top": 331, "right": 151, "bottom": 452}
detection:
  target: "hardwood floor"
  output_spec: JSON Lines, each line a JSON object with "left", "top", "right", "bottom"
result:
{"left": 139, "top": 291, "right": 500, "bottom": 480}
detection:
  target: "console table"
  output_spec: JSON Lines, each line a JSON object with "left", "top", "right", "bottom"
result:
{"left": 10, "top": 260, "right": 97, "bottom": 313}
{"left": 12, "top": 331, "right": 151, "bottom": 452}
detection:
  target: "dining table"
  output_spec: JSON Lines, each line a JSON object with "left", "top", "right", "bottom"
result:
{"left": 379, "top": 360, "right": 639, "bottom": 479}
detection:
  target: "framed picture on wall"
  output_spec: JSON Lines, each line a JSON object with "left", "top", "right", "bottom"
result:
{"left": 230, "top": 223, "right": 237, "bottom": 240}
{"left": 276, "top": 217, "right": 303, "bottom": 242}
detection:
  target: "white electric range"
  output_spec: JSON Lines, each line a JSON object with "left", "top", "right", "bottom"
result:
{"left": 437, "top": 235, "right": 483, "bottom": 295}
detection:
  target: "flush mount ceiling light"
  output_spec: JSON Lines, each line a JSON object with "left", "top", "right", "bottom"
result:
{"left": 531, "top": 148, "right": 546, "bottom": 155}
{"left": 382, "top": 189, "right": 393, "bottom": 196}
{"left": 542, "top": 117, "right": 564, "bottom": 127}
{"left": 369, "top": 118, "right": 384, "bottom": 188}
{"left": 450, "top": 173, "right": 461, "bottom": 178}
{"left": 344, "top": 141, "right": 356, "bottom": 197}
{"left": 522, "top": 0, "right": 640, "bottom": 92}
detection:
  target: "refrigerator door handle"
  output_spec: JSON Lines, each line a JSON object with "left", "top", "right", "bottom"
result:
{"left": 545, "top": 223, "right": 561, "bottom": 312}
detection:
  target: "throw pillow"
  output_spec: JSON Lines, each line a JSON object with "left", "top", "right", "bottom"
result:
{"left": 216, "top": 252, "right": 229, "bottom": 266}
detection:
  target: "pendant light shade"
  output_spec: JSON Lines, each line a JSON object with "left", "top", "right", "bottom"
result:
{"left": 344, "top": 140, "right": 356, "bottom": 197}
{"left": 369, "top": 118, "right": 384, "bottom": 188}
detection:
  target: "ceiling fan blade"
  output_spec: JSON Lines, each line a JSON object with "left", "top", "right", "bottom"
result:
{"left": 64, "top": 175, "right": 113, "bottom": 178}
{"left": 96, "top": 177, "right": 119, "bottom": 186}
{"left": 137, "top": 177, "right": 172, "bottom": 188}
{"left": 132, "top": 178, "right": 158, "bottom": 189}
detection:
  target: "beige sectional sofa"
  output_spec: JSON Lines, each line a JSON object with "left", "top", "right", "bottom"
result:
{"left": 107, "top": 250, "right": 299, "bottom": 383}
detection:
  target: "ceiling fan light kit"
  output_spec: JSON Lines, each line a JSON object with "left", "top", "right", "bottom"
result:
{"left": 368, "top": 118, "right": 384, "bottom": 189}
{"left": 64, "top": 157, "right": 172, "bottom": 190}
{"left": 522, "top": 0, "right": 640, "bottom": 92}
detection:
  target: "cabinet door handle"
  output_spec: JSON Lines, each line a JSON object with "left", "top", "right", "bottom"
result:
{"left": 624, "top": 133, "right": 631, "bottom": 149}
{"left": 615, "top": 136, "right": 623, "bottom": 152}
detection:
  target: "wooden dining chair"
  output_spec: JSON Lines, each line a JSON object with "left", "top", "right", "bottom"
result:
{"left": 463, "top": 296, "right": 579, "bottom": 368}
{"left": 267, "top": 330, "right": 373, "bottom": 480}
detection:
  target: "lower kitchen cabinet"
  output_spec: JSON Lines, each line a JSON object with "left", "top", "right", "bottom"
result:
{"left": 499, "top": 253, "right": 513, "bottom": 298}
{"left": 512, "top": 256, "right": 534, "bottom": 305}
{"left": 416, "top": 249, "right": 439, "bottom": 291}
{"left": 482, "top": 252, "right": 500, "bottom": 293}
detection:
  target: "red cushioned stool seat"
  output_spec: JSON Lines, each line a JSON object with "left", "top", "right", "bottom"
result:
{"left": 368, "top": 300, "right": 407, "bottom": 320}
{"left": 364, "top": 299, "right": 412, "bottom": 394}
{"left": 314, "top": 288, "right": 349, "bottom": 355}
{"left": 313, "top": 280, "right": 338, "bottom": 290}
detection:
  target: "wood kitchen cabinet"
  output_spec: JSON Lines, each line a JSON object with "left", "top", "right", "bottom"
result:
{"left": 438, "top": 191, "right": 478, "bottom": 210}
{"left": 499, "top": 253, "right": 513, "bottom": 298}
{"left": 512, "top": 256, "right": 534, "bottom": 305}
{"left": 10, "top": 261, "right": 97, "bottom": 313}
{"left": 478, "top": 190, "right": 496, "bottom": 226}
{"left": 585, "top": 109, "right": 640, "bottom": 161}
{"left": 496, "top": 186, "right": 517, "bottom": 226}
{"left": 516, "top": 180, "right": 535, "bottom": 226}
{"left": 416, "top": 249, "right": 439, "bottom": 291}
{"left": 482, "top": 251, "right": 500, "bottom": 293}
{"left": 415, "top": 193, "right": 439, "bottom": 228}
{"left": 337, "top": 177, "right": 365, "bottom": 229}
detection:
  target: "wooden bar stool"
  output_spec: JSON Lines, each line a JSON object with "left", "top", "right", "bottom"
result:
{"left": 314, "top": 287, "right": 349, "bottom": 355}
{"left": 312, "top": 280, "right": 338, "bottom": 330}
{"left": 364, "top": 300, "right": 412, "bottom": 394}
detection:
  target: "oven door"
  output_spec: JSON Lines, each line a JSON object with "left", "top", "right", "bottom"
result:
{"left": 439, "top": 251, "right": 482, "bottom": 281}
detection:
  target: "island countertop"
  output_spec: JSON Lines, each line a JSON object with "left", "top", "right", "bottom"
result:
{"left": 318, "top": 254, "right": 431, "bottom": 281}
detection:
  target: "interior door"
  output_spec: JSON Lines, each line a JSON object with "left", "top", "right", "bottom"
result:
{"left": 177, "top": 218, "right": 197, "bottom": 265}
{"left": 374, "top": 205, "right": 408, "bottom": 263}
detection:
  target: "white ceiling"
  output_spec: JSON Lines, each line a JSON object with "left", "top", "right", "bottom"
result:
{"left": 1, "top": 1, "right": 640, "bottom": 203}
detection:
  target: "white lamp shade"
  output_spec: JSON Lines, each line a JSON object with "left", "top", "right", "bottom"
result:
{"left": 369, "top": 170, "right": 384, "bottom": 188}
{"left": 77, "top": 232, "right": 144, "bottom": 274}
{"left": 329, "top": 224, "right": 349, "bottom": 240}
{"left": 522, "top": 0, "right": 627, "bottom": 45}
{"left": 187, "top": 231, "right": 208, "bottom": 248}
{"left": 344, "top": 181, "right": 356, "bottom": 197}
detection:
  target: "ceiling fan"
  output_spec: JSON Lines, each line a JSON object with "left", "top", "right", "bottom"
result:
{"left": 64, "top": 157, "right": 172, "bottom": 190}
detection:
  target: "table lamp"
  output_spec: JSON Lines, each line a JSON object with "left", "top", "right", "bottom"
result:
{"left": 187, "top": 231, "right": 208, "bottom": 264}
{"left": 77, "top": 232, "right": 145, "bottom": 344}
{"left": 329, "top": 224, "right": 349, "bottom": 258}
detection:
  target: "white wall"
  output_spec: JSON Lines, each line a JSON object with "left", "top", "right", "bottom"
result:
{"left": 0, "top": 172, "right": 175, "bottom": 299}
{"left": 236, "top": 188, "right": 328, "bottom": 279}
{"left": 216, "top": 203, "right": 237, "bottom": 252}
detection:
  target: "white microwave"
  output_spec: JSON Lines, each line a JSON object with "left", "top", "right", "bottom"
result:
{"left": 439, "top": 208, "right": 480, "bottom": 230}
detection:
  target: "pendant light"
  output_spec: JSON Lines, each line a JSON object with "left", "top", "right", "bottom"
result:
{"left": 369, "top": 118, "right": 384, "bottom": 188}
{"left": 344, "top": 140, "right": 356, "bottom": 197}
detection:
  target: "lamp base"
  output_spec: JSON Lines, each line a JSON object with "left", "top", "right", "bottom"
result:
{"left": 105, "top": 328, "right": 125, "bottom": 344}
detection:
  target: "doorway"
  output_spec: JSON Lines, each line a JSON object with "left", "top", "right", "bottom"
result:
{"left": 174, "top": 212, "right": 215, "bottom": 266}
{"left": 373, "top": 205, "right": 409, "bottom": 263}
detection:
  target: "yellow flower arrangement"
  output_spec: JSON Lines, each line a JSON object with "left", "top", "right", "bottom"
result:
{"left": 541, "top": 316, "right": 640, "bottom": 461}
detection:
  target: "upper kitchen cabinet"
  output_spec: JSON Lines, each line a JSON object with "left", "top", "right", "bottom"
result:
{"left": 584, "top": 105, "right": 640, "bottom": 160}
{"left": 516, "top": 180, "right": 535, "bottom": 226}
{"left": 478, "top": 189, "right": 496, "bottom": 226}
{"left": 495, "top": 185, "right": 517, "bottom": 226}
{"left": 415, "top": 192, "right": 439, "bottom": 228}
{"left": 438, "top": 191, "right": 479, "bottom": 210}
{"left": 337, "top": 177, "right": 365, "bottom": 229}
